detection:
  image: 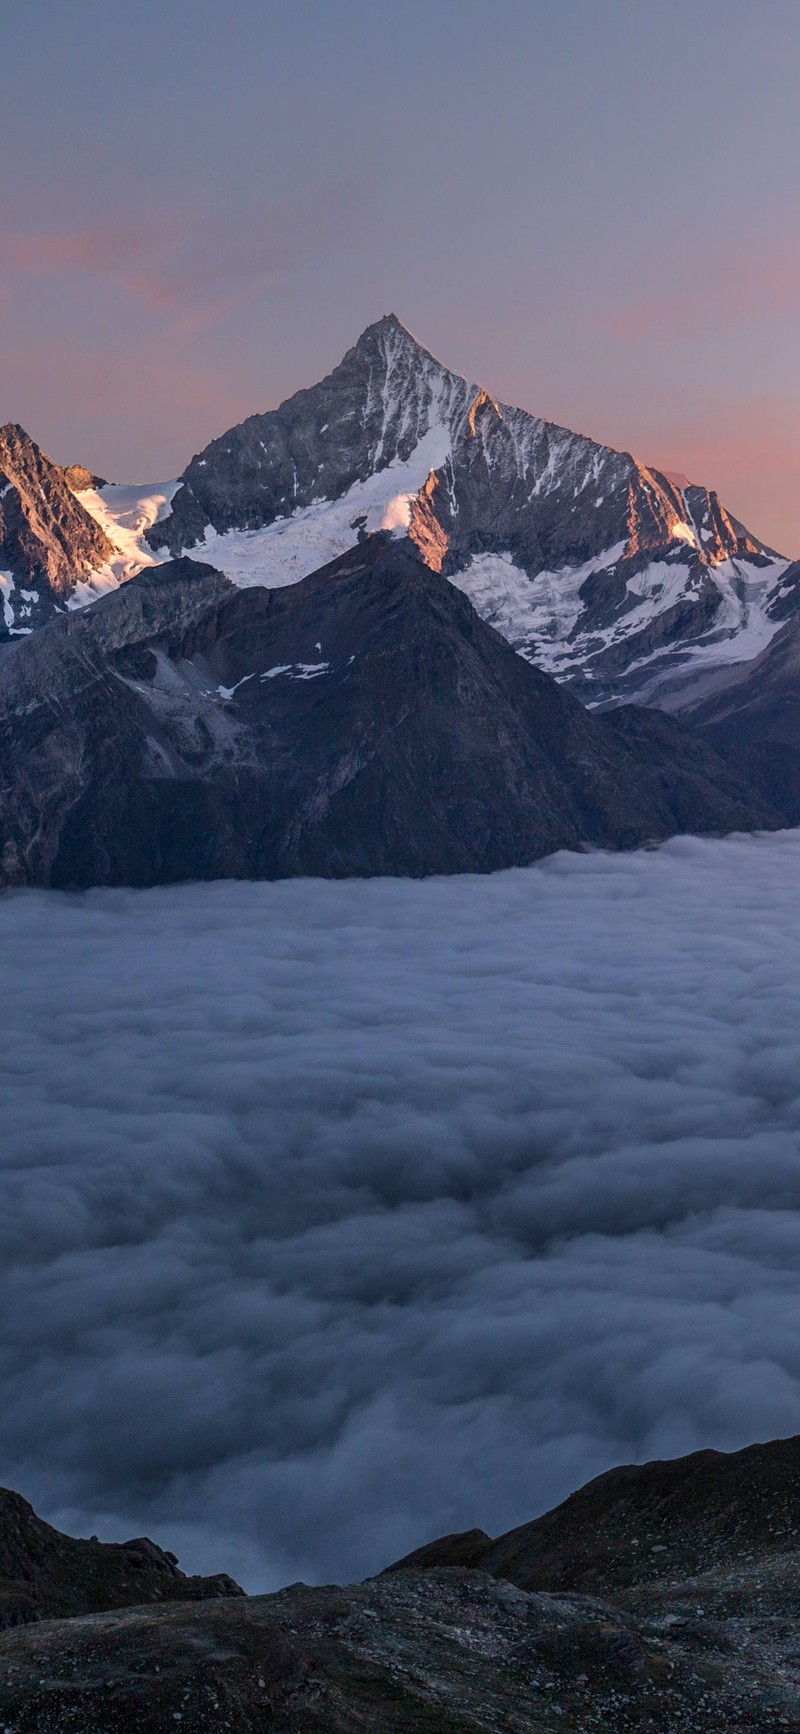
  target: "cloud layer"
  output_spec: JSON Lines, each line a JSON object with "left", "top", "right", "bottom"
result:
{"left": 3, "top": 832, "right": 800, "bottom": 1590}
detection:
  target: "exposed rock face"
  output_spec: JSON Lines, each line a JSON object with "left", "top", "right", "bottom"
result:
{"left": 144, "top": 314, "right": 790, "bottom": 705}
{"left": 151, "top": 314, "right": 477, "bottom": 550}
{"left": 62, "top": 462, "right": 107, "bottom": 492}
{"left": 0, "top": 424, "right": 116, "bottom": 633}
{"left": 3, "top": 1436, "right": 800, "bottom": 1729}
{"left": 0, "top": 1486, "right": 242, "bottom": 1631}
{"left": 0, "top": 538, "right": 785, "bottom": 890}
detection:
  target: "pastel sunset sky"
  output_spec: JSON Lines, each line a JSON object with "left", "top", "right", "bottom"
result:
{"left": 3, "top": 0, "right": 799, "bottom": 553}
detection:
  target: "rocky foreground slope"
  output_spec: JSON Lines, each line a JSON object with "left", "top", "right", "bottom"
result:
{"left": 0, "top": 536, "right": 790, "bottom": 889}
{"left": 3, "top": 1435, "right": 800, "bottom": 1730}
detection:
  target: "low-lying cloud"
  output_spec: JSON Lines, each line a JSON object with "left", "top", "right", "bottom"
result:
{"left": 3, "top": 832, "right": 800, "bottom": 1590}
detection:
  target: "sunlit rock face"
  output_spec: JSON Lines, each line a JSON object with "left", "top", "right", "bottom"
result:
{"left": 143, "top": 314, "right": 791, "bottom": 705}
{"left": 0, "top": 424, "right": 116, "bottom": 634}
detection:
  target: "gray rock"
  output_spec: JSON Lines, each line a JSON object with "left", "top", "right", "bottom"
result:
{"left": 0, "top": 538, "right": 782, "bottom": 890}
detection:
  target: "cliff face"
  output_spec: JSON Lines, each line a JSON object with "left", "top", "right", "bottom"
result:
{"left": 0, "top": 423, "right": 116, "bottom": 631}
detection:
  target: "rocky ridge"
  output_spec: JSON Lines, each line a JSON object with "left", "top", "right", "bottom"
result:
{"left": 0, "top": 537, "right": 788, "bottom": 890}
{"left": 0, "top": 424, "right": 116, "bottom": 632}
{"left": 386, "top": 1433, "right": 800, "bottom": 1593}
{"left": 138, "top": 314, "right": 791, "bottom": 705}
{"left": 0, "top": 1485, "right": 242, "bottom": 1631}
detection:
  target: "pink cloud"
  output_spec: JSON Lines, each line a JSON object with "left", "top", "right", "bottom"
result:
{"left": 0, "top": 190, "right": 358, "bottom": 336}
{"left": 0, "top": 224, "right": 164, "bottom": 277}
{"left": 599, "top": 247, "right": 800, "bottom": 341}
{"left": 0, "top": 328, "right": 254, "bottom": 478}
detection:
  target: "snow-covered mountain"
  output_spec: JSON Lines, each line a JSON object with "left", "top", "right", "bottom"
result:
{"left": 4, "top": 316, "right": 795, "bottom": 707}
{"left": 131, "top": 314, "right": 791, "bottom": 705}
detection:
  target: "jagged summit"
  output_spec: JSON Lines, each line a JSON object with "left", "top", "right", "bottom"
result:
{"left": 133, "top": 318, "right": 788, "bottom": 704}
{"left": 355, "top": 310, "right": 414, "bottom": 341}
{"left": 144, "top": 312, "right": 478, "bottom": 557}
{"left": 5, "top": 317, "right": 794, "bottom": 704}
{"left": 0, "top": 423, "right": 116, "bottom": 633}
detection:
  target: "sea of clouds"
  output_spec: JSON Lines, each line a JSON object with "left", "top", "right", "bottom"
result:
{"left": 3, "top": 831, "right": 800, "bottom": 1590}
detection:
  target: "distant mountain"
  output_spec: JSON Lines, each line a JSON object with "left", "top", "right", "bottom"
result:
{"left": 3, "top": 317, "right": 795, "bottom": 713}
{"left": 0, "top": 537, "right": 783, "bottom": 890}
{"left": 4, "top": 1434, "right": 800, "bottom": 1729}
{"left": 4, "top": 318, "right": 793, "bottom": 710}
{"left": 0, "top": 424, "right": 116, "bottom": 632}
{"left": 132, "top": 314, "right": 791, "bottom": 705}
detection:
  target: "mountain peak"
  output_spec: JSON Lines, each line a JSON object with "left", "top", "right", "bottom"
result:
{"left": 0, "top": 423, "right": 116, "bottom": 632}
{"left": 0, "top": 421, "right": 40, "bottom": 456}
{"left": 349, "top": 311, "right": 446, "bottom": 372}
{"left": 355, "top": 311, "right": 413, "bottom": 343}
{"left": 116, "top": 320, "right": 788, "bottom": 707}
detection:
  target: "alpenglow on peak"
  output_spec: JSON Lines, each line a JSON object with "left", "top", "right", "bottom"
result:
{"left": 5, "top": 315, "right": 792, "bottom": 708}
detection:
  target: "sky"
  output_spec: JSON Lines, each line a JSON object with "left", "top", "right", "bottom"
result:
{"left": 4, "top": 832, "right": 800, "bottom": 1590}
{"left": 2, "top": 0, "right": 799, "bottom": 553}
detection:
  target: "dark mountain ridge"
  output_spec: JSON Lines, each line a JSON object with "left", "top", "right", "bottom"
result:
{"left": 385, "top": 1432, "right": 800, "bottom": 1593}
{"left": 0, "top": 536, "right": 786, "bottom": 890}
{"left": 0, "top": 1485, "right": 242, "bottom": 1630}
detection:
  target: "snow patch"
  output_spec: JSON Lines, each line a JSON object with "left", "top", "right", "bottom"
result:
{"left": 217, "top": 673, "right": 256, "bottom": 701}
{"left": 69, "top": 480, "right": 179, "bottom": 605}
{"left": 670, "top": 520, "right": 699, "bottom": 549}
{"left": 448, "top": 544, "right": 628, "bottom": 673}
{"left": 448, "top": 545, "right": 790, "bottom": 700}
{"left": 0, "top": 572, "right": 15, "bottom": 630}
{"left": 187, "top": 420, "right": 453, "bottom": 592}
{"left": 262, "top": 662, "right": 330, "bottom": 680}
